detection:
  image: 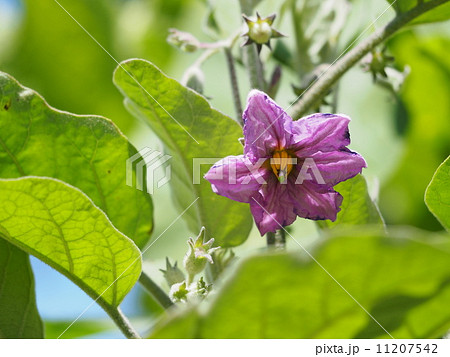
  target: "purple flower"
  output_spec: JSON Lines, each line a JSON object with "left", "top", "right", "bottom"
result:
{"left": 205, "top": 90, "right": 367, "bottom": 236}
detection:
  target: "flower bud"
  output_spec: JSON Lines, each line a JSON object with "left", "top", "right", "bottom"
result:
{"left": 167, "top": 28, "right": 200, "bottom": 52}
{"left": 169, "top": 281, "right": 189, "bottom": 303}
{"left": 242, "top": 12, "right": 285, "bottom": 53}
{"left": 160, "top": 257, "right": 185, "bottom": 286}
{"left": 187, "top": 277, "right": 212, "bottom": 301}
{"left": 183, "top": 227, "right": 220, "bottom": 278}
{"left": 362, "top": 47, "right": 395, "bottom": 82}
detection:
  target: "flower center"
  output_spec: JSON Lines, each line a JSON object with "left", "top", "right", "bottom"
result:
{"left": 270, "top": 150, "right": 295, "bottom": 183}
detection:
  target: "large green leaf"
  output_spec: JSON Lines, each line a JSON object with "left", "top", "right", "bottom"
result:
{"left": 425, "top": 155, "right": 450, "bottom": 231}
{"left": 113, "top": 59, "right": 253, "bottom": 247}
{"left": 0, "top": 71, "right": 153, "bottom": 249}
{"left": 387, "top": 0, "right": 450, "bottom": 24}
{"left": 0, "top": 177, "right": 142, "bottom": 309}
{"left": 318, "top": 175, "right": 384, "bottom": 230}
{"left": 149, "top": 228, "right": 450, "bottom": 338}
{"left": 0, "top": 239, "right": 43, "bottom": 338}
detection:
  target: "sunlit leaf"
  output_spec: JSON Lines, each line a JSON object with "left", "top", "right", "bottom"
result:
{"left": 387, "top": 0, "right": 450, "bottom": 24}
{"left": 318, "top": 175, "right": 384, "bottom": 230}
{"left": 114, "top": 59, "right": 253, "bottom": 247}
{"left": 44, "top": 319, "right": 114, "bottom": 339}
{"left": 150, "top": 308, "right": 200, "bottom": 339}
{"left": 149, "top": 228, "right": 450, "bottom": 338}
{"left": 0, "top": 71, "right": 153, "bottom": 248}
{"left": 425, "top": 155, "right": 450, "bottom": 231}
{"left": 0, "top": 239, "right": 43, "bottom": 338}
{"left": 0, "top": 177, "right": 142, "bottom": 309}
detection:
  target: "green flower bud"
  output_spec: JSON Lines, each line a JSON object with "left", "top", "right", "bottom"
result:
{"left": 159, "top": 257, "right": 185, "bottom": 286}
{"left": 242, "top": 12, "right": 286, "bottom": 53}
{"left": 362, "top": 47, "right": 395, "bottom": 82}
{"left": 186, "top": 277, "right": 212, "bottom": 302}
{"left": 167, "top": 28, "right": 200, "bottom": 52}
{"left": 195, "top": 277, "right": 212, "bottom": 297}
{"left": 169, "top": 281, "right": 189, "bottom": 303}
{"left": 249, "top": 21, "right": 272, "bottom": 44}
{"left": 183, "top": 227, "right": 220, "bottom": 279}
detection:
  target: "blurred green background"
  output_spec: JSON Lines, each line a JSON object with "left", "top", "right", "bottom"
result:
{"left": 0, "top": 0, "right": 449, "bottom": 338}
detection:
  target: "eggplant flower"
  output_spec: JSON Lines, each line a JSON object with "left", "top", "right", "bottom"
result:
{"left": 204, "top": 90, "right": 367, "bottom": 235}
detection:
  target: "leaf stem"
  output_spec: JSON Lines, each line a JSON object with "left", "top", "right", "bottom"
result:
{"left": 224, "top": 48, "right": 243, "bottom": 124}
{"left": 289, "top": 0, "right": 450, "bottom": 118}
{"left": 106, "top": 306, "right": 141, "bottom": 339}
{"left": 139, "top": 271, "right": 174, "bottom": 309}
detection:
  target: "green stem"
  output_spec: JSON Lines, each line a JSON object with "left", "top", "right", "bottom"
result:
{"left": 242, "top": 44, "right": 266, "bottom": 90}
{"left": 275, "top": 229, "right": 286, "bottom": 249}
{"left": 239, "top": 0, "right": 266, "bottom": 90}
{"left": 187, "top": 273, "right": 195, "bottom": 286}
{"left": 331, "top": 81, "right": 340, "bottom": 113}
{"left": 266, "top": 230, "right": 286, "bottom": 249}
{"left": 266, "top": 232, "right": 275, "bottom": 246}
{"left": 224, "top": 48, "right": 243, "bottom": 124}
{"left": 291, "top": 0, "right": 314, "bottom": 78}
{"left": 289, "top": 0, "right": 450, "bottom": 118}
{"left": 106, "top": 306, "right": 141, "bottom": 339}
{"left": 139, "top": 271, "right": 174, "bottom": 309}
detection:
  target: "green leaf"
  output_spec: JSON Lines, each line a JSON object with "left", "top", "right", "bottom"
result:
{"left": 425, "top": 155, "right": 450, "bottom": 231}
{"left": 149, "top": 228, "right": 450, "bottom": 338}
{"left": 318, "top": 175, "right": 384, "bottom": 230}
{"left": 113, "top": 59, "right": 253, "bottom": 247}
{"left": 0, "top": 177, "right": 142, "bottom": 309}
{"left": 44, "top": 319, "right": 115, "bottom": 339}
{"left": 150, "top": 308, "right": 201, "bottom": 338}
{"left": 0, "top": 71, "right": 153, "bottom": 249}
{"left": 387, "top": 0, "right": 450, "bottom": 24}
{"left": 0, "top": 239, "right": 43, "bottom": 338}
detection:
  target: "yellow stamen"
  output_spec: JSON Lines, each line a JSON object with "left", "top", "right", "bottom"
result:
{"left": 270, "top": 150, "right": 294, "bottom": 182}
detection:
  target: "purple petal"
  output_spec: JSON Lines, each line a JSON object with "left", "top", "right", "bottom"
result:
{"left": 249, "top": 176, "right": 298, "bottom": 235}
{"left": 288, "top": 181, "right": 343, "bottom": 221}
{"left": 243, "top": 90, "right": 293, "bottom": 162}
{"left": 204, "top": 155, "right": 269, "bottom": 203}
{"left": 290, "top": 113, "right": 352, "bottom": 156}
{"left": 307, "top": 148, "right": 367, "bottom": 187}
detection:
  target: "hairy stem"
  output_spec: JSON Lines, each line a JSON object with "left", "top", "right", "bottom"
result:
{"left": 266, "top": 232, "right": 275, "bottom": 246}
{"left": 106, "top": 306, "right": 141, "bottom": 339}
{"left": 291, "top": 0, "right": 314, "bottom": 78}
{"left": 242, "top": 44, "right": 266, "bottom": 90}
{"left": 139, "top": 271, "right": 174, "bottom": 309}
{"left": 289, "top": 0, "right": 450, "bottom": 118}
{"left": 225, "top": 48, "right": 243, "bottom": 124}
{"left": 266, "top": 230, "right": 286, "bottom": 248}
